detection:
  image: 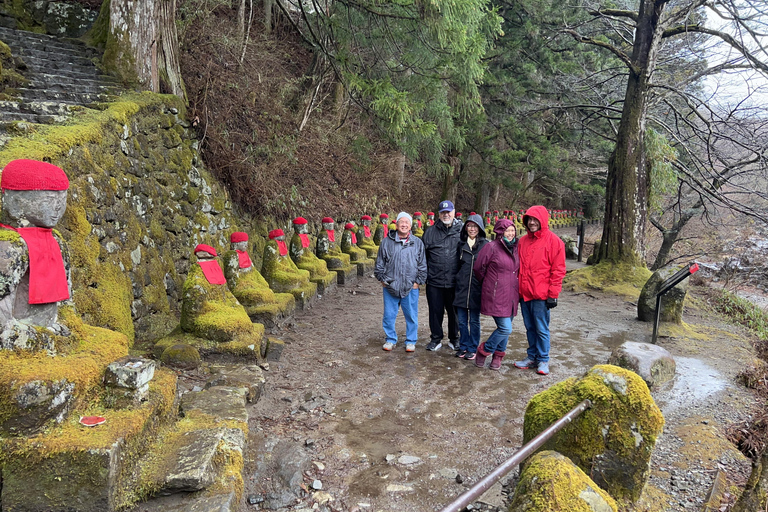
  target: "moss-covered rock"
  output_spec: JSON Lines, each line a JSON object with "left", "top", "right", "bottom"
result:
{"left": 160, "top": 343, "right": 201, "bottom": 369}
{"left": 523, "top": 365, "right": 664, "bottom": 503}
{"left": 509, "top": 450, "right": 618, "bottom": 512}
{"left": 637, "top": 263, "right": 689, "bottom": 323}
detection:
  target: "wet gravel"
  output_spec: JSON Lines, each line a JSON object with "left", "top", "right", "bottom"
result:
{"left": 226, "top": 263, "right": 761, "bottom": 512}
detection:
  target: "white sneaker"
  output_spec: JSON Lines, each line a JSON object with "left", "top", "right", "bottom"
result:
{"left": 383, "top": 342, "right": 395, "bottom": 351}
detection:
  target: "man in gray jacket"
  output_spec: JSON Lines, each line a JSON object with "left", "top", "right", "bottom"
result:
{"left": 374, "top": 212, "right": 427, "bottom": 352}
{"left": 421, "top": 200, "right": 463, "bottom": 351}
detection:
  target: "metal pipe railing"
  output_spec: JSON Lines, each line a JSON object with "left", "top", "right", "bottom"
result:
{"left": 438, "top": 399, "right": 592, "bottom": 512}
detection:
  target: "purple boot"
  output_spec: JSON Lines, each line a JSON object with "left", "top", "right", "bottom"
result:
{"left": 489, "top": 351, "right": 506, "bottom": 371}
{"left": 475, "top": 342, "right": 492, "bottom": 368}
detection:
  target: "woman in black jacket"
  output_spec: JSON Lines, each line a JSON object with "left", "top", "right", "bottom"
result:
{"left": 452, "top": 214, "right": 489, "bottom": 359}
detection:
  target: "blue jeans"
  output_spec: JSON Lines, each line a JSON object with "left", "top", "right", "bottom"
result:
{"left": 382, "top": 288, "right": 419, "bottom": 345}
{"left": 457, "top": 307, "right": 481, "bottom": 352}
{"left": 483, "top": 316, "right": 512, "bottom": 353}
{"left": 520, "top": 299, "right": 551, "bottom": 362}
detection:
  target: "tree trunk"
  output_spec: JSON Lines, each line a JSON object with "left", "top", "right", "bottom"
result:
{"left": 396, "top": 152, "right": 406, "bottom": 193}
{"left": 158, "top": 0, "right": 185, "bottom": 98}
{"left": 105, "top": 0, "right": 184, "bottom": 99}
{"left": 596, "top": 0, "right": 668, "bottom": 265}
{"left": 264, "top": 0, "right": 274, "bottom": 33}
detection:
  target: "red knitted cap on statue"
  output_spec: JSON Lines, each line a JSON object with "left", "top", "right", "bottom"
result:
{"left": 344, "top": 222, "right": 355, "bottom": 230}
{"left": 470, "top": 212, "right": 476, "bottom": 215}
{"left": 1, "top": 159, "right": 69, "bottom": 191}
{"left": 194, "top": 244, "right": 217, "bottom": 257}
{"left": 485, "top": 211, "right": 491, "bottom": 215}
{"left": 230, "top": 232, "right": 248, "bottom": 243}
{"left": 379, "top": 213, "right": 389, "bottom": 219}
{"left": 361, "top": 215, "right": 372, "bottom": 221}
{"left": 414, "top": 211, "right": 422, "bottom": 216}
{"left": 293, "top": 217, "right": 308, "bottom": 225}
{"left": 321, "top": 217, "right": 334, "bottom": 224}
{"left": 428, "top": 212, "right": 434, "bottom": 216}
{"left": 268, "top": 229, "right": 285, "bottom": 239}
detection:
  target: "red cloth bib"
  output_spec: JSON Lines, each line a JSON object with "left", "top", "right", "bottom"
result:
{"left": 198, "top": 260, "right": 226, "bottom": 284}
{"left": 363, "top": 226, "right": 371, "bottom": 238}
{"left": 326, "top": 230, "right": 335, "bottom": 243}
{"left": 299, "top": 233, "right": 310, "bottom": 248}
{"left": 351, "top": 233, "right": 357, "bottom": 244}
{"left": 15, "top": 227, "right": 69, "bottom": 304}
{"left": 235, "top": 250, "right": 252, "bottom": 269}
{"left": 417, "top": 220, "right": 422, "bottom": 228}
{"left": 277, "top": 240, "right": 288, "bottom": 256}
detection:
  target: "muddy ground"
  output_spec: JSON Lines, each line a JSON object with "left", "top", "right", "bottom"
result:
{"left": 233, "top": 233, "right": 759, "bottom": 512}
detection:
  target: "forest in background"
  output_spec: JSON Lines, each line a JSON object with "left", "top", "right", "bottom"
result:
{"left": 170, "top": 0, "right": 768, "bottom": 271}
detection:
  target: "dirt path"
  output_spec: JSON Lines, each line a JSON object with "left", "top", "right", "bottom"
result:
{"left": 242, "top": 261, "right": 758, "bottom": 512}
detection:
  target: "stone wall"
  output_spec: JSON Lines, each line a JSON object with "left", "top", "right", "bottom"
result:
{"left": 0, "top": 92, "right": 279, "bottom": 343}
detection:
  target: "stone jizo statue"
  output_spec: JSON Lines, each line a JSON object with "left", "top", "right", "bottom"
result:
{"left": 0, "top": 159, "right": 72, "bottom": 345}
{"left": 356, "top": 215, "right": 378, "bottom": 259}
{"left": 262, "top": 228, "right": 317, "bottom": 308}
{"left": 289, "top": 217, "right": 336, "bottom": 293}
{"left": 373, "top": 213, "right": 389, "bottom": 246}
{"left": 316, "top": 217, "right": 351, "bottom": 270}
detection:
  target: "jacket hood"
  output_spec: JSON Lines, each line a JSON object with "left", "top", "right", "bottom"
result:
{"left": 493, "top": 218, "right": 515, "bottom": 238}
{"left": 460, "top": 214, "right": 486, "bottom": 241}
{"left": 522, "top": 205, "right": 550, "bottom": 233}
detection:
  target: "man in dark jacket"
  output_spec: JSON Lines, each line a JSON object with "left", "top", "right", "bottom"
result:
{"left": 374, "top": 212, "right": 428, "bottom": 352}
{"left": 421, "top": 200, "right": 463, "bottom": 352}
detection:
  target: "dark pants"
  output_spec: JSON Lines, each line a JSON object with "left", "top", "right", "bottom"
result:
{"left": 426, "top": 284, "right": 458, "bottom": 343}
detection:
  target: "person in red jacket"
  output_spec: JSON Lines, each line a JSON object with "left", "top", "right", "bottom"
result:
{"left": 513, "top": 205, "right": 566, "bottom": 376}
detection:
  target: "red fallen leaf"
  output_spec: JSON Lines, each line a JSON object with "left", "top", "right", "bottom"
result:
{"left": 79, "top": 416, "right": 106, "bottom": 427}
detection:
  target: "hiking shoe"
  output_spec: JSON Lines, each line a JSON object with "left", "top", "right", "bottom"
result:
{"left": 383, "top": 342, "right": 395, "bottom": 351}
{"left": 464, "top": 352, "right": 476, "bottom": 360}
{"left": 455, "top": 349, "right": 467, "bottom": 358}
{"left": 447, "top": 341, "right": 458, "bottom": 351}
{"left": 405, "top": 343, "right": 416, "bottom": 352}
{"left": 537, "top": 361, "right": 550, "bottom": 375}
{"left": 425, "top": 341, "right": 442, "bottom": 351}
{"left": 514, "top": 358, "right": 536, "bottom": 369}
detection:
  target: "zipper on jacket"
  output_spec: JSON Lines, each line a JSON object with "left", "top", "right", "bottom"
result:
{"left": 466, "top": 247, "right": 474, "bottom": 309}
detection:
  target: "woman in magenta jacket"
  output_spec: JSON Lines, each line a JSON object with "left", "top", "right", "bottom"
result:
{"left": 472, "top": 219, "right": 520, "bottom": 370}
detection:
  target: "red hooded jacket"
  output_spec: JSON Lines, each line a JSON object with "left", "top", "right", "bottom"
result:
{"left": 519, "top": 206, "right": 566, "bottom": 301}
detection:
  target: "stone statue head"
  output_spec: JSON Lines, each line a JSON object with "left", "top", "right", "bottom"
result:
{"left": 361, "top": 215, "right": 372, "bottom": 227}
{"left": 1, "top": 159, "right": 69, "bottom": 228}
{"left": 268, "top": 229, "right": 286, "bottom": 242}
{"left": 293, "top": 217, "right": 308, "bottom": 234}
{"left": 230, "top": 232, "right": 248, "bottom": 251}
{"left": 379, "top": 214, "right": 389, "bottom": 224}
{"left": 321, "top": 217, "right": 335, "bottom": 231}
{"left": 194, "top": 244, "right": 217, "bottom": 260}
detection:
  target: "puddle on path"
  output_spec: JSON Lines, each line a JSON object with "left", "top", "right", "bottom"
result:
{"left": 653, "top": 356, "right": 730, "bottom": 414}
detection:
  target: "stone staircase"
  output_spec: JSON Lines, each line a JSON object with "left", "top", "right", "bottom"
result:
{"left": 0, "top": 25, "right": 119, "bottom": 125}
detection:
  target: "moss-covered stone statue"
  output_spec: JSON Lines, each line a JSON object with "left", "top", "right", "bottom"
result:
{"left": 179, "top": 243, "right": 264, "bottom": 343}
{"left": 425, "top": 211, "right": 435, "bottom": 228}
{"left": 262, "top": 228, "right": 317, "bottom": 309}
{"left": 522, "top": 364, "right": 664, "bottom": 503}
{"left": 316, "top": 217, "right": 355, "bottom": 285}
{"left": 411, "top": 211, "right": 424, "bottom": 238}
{"left": 222, "top": 231, "right": 295, "bottom": 327}
{"left": 373, "top": 213, "right": 389, "bottom": 246}
{"left": 355, "top": 215, "right": 378, "bottom": 259}
{"left": 289, "top": 217, "right": 336, "bottom": 294}
{"left": 341, "top": 221, "right": 374, "bottom": 276}
{"left": 0, "top": 159, "right": 136, "bottom": 436}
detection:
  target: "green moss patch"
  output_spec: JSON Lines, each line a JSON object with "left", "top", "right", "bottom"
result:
{"left": 563, "top": 262, "right": 652, "bottom": 299}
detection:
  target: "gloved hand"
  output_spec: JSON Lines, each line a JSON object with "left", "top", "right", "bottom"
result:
{"left": 545, "top": 298, "right": 558, "bottom": 309}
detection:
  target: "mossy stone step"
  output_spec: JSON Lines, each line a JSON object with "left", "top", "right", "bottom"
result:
{"left": 0, "top": 368, "right": 178, "bottom": 512}
{"left": 331, "top": 264, "right": 357, "bottom": 286}
{"left": 311, "top": 270, "right": 337, "bottom": 295}
{"left": 354, "top": 257, "right": 376, "bottom": 277}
